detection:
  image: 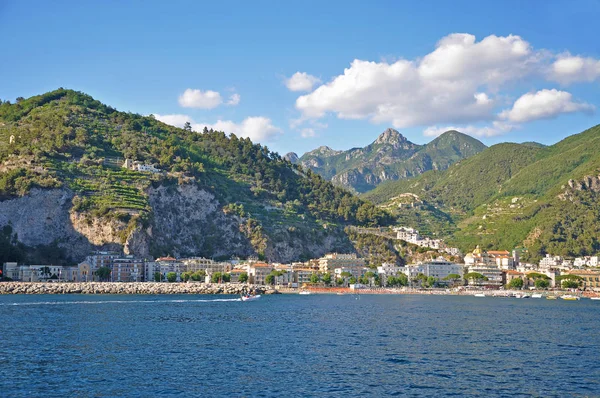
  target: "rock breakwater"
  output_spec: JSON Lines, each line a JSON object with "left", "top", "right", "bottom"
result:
{"left": 0, "top": 282, "right": 279, "bottom": 295}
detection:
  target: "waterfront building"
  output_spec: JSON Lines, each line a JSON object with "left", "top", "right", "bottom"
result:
{"left": 182, "top": 257, "right": 231, "bottom": 274}
{"left": 77, "top": 251, "right": 121, "bottom": 282}
{"left": 111, "top": 256, "right": 145, "bottom": 282}
{"left": 247, "top": 262, "right": 273, "bottom": 285}
{"left": 376, "top": 263, "right": 407, "bottom": 286}
{"left": 404, "top": 264, "right": 425, "bottom": 280}
{"left": 419, "top": 257, "right": 463, "bottom": 280}
{"left": 467, "top": 264, "right": 504, "bottom": 286}
{"left": 504, "top": 270, "right": 524, "bottom": 286}
{"left": 295, "top": 268, "right": 316, "bottom": 285}
{"left": 318, "top": 253, "right": 365, "bottom": 273}
{"left": 334, "top": 266, "right": 366, "bottom": 280}
{"left": 2, "top": 262, "right": 19, "bottom": 280}
{"left": 228, "top": 267, "right": 247, "bottom": 283}
{"left": 562, "top": 269, "right": 600, "bottom": 291}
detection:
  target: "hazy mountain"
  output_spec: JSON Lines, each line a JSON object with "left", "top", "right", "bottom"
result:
{"left": 297, "top": 128, "right": 486, "bottom": 193}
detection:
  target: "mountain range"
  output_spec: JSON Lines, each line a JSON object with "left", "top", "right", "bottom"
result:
{"left": 285, "top": 128, "right": 486, "bottom": 193}
{"left": 363, "top": 124, "right": 600, "bottom": 261}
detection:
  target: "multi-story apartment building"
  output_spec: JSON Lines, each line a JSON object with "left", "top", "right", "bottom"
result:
{"left": 112, "top": 256, "right": 145, "bottom": 282}
{"left": 419, "top": 257, "right": 463, "bottom": 280}
{"left": 318, "top": 253, "right": 365, "bottom": 273}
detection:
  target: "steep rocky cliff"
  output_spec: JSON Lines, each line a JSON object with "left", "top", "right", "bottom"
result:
{"left": 0, "top": 89, "right": 392, "bottom": 265}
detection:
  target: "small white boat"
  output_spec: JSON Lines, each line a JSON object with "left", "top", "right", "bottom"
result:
{"left": 299, "top": 291, "right": 311, "bottom": 295}
{"left": 590, "top": 297, "right": 600, "bottom": 300}
{"left": 241, "top": 294, "right": 261, "bottom": 301}
{"left": 561, "top": 295, "right": 580, "bottom": 301}
{"left": 531, "top": 294, "right": 543, "bottom": 299}
{"left": 474, "top": 293, "right": 486, "bottom": 297}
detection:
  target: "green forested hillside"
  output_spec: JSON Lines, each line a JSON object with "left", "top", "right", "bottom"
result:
{"left": 0, "top": 89, "right": 391, "bottom": 263}
{"left": 362, "top": 125, "right": 600, "bottom": 261}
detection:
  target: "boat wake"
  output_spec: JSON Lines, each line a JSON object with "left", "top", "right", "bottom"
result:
{"left": 0, "top": 298, "right": 243, "bottom": 306}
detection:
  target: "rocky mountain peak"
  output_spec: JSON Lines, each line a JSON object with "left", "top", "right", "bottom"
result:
{"left": 307, "top": 146, "right": 341, "bottom": 157}
{"left": 283, "top": 152, "right": 299, "bottom": 163}
{"left": 374, "top": 128, "right": 408, "bottom": 145}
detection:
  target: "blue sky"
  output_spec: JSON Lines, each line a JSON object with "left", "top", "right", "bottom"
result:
{"left": 1, "top": 0, "right": 599, "bottom": 156}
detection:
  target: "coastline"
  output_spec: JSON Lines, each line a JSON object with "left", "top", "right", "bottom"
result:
{"left": 0, "top": 282, "right": 278, "bottom": 295}
{"left": 1, "top": 282, "right": 596, "bottom": 298}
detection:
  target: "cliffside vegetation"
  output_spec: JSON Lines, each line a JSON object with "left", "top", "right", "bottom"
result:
{"left": 362, "top": 125, "right": 600, "bottom": 261}
{"left": 0, "top": 89, "right": 392, "bottom": 263}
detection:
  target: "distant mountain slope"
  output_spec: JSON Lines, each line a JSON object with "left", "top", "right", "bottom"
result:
{"left": 287, "top": 128, "right": 486, "bottom": 193}
{"left": 0, "top": 89, "right": 392, "bottom": 265}
{"left": 363, "top": 125, "right": 600, "bottom": 261}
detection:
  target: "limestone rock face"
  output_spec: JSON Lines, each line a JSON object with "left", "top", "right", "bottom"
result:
{"left": 146, "top": 184, "right": 255, "bottom": 259}
{"left": 0, "top": 188, "right": 93, "bottom": 260}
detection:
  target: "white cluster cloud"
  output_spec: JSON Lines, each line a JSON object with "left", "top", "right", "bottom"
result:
{"left": 151, "top": 113, "right": 193, "bottom": 127}
{"left": 293, "top": 33, "right": 597, "bottom": 138}
{"left": 296, "top": 34, "right": 537, "bottom": 127}
{"left": 178, "top": 88, "right": 240, "bottom": 109}
{"left": 153, "top": 113, "right": 280, "bottom": 143}
{"left": 285, "top": 72, "right": 321, "bottom": 92}
{"left": 499, "top": 89, "right": 594, "bottom": 123}
{"left": 549, "top": 54, "right": 600, "bottom": 85}
{"left": 226, "top": 93, "right": 241, "bottom": 106}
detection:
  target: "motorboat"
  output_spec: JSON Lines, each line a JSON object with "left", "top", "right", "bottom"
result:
{"left": 590, "top": 297, "right": 600, "bottom": 300}
{"left": 531, "top": 293, "right": 543, "bottom": 299}
{"left": 561, "top": 295, "right": 580, "bottom": 301}
{"left": 474, "top": 293, "right": 486, "bottom": 297}
{"left": 241, "top": 294, "right": 261, "bottom": 301}
{"left": 299, "top": 290, "right": 311, "bottom": 295}
{"left": 546, "top": 295, "right": 557, "bottom": 300}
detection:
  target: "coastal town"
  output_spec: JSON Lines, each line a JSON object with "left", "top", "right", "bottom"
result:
{"left": 2, "top": 225, "right": 599, "bottom": 296}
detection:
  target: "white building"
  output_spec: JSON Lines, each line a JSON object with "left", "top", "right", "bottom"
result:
{"left": 539, "top": 254, "right": 563, "bottom": 269}
{"left": 318, "top": 253, "right": 365, "bottom": 273}
{"left": 467, "top": 264, "right": 503, "bottom": 286}
{"left": 420, "top": 257, "right": 463, "bottom": 280}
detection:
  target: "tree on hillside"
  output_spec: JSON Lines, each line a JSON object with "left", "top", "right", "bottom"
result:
{"left": 183, "top": 121, "right": 192, "bottom": 132}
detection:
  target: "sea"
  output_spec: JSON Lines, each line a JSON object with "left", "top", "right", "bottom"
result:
{"left": 0, "top": 294, "right": 599, "bottom": 397}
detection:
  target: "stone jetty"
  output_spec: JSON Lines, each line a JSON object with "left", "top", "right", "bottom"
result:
{"left": 0, "top": 282, "right": 279, "bottom": 295}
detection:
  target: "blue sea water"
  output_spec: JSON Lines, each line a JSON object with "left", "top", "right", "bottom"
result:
{"left": 0, "top": 294, "right": 599, "bottom": 397}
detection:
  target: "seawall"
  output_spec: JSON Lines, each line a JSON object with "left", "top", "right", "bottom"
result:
{"left": 0, "top": 282, "right": 278, "bottom": 295}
